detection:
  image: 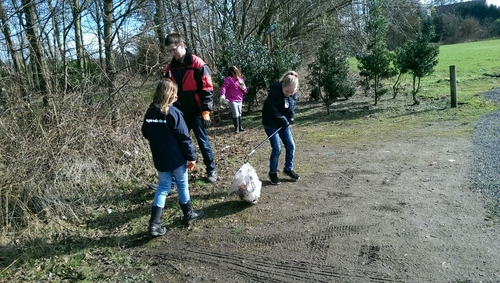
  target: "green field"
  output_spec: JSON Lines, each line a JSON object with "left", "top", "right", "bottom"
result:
{"left": 301, "top": 39, "right": 500, "bottom": 146}
{"left": 423, "top": 38, "right": 500, "bottom": 97}
{"left": 349, "top": 38, "right": 500, "bottom": 102}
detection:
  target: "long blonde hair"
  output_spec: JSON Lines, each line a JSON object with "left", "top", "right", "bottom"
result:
{"left": 153, "top": 79, "right": 178, "bottom": 114}
{"left": 279, "top": 71, "right": 299, "bottom": 92}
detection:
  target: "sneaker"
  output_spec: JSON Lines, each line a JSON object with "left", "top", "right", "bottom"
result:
{"left": 283, "top": 168, "right": 300, "bottom": 180}
{"left": 207, "top": 171, "right": 217, "bottom": 183}
{"left": 148, "top": 223, "right": 167, "bottom": 236}
{"left": 269, "top": 172, "right": 281, "bottom": 185}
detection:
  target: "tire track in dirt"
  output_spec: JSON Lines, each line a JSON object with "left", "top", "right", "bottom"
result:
{"left": 139, "top": 168, "right": 432, "bottom": 282}
{"left": 161, "top": 248, "right": 404, "bottom": 282}
{"left": 276, "top": 209, "right": 343, "bottom": 223}
{"left": 143, "top": 197, "right": 406, "bottom": 282}
{"left": 241, "top": 225, "right": 362, "bottom": 246}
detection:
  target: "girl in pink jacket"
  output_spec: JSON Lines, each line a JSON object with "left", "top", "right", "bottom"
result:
{"left": 220, "top": 66, "right": 247, "bottom": 133}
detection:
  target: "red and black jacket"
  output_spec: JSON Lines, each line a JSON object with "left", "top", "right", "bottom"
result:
{"left": 165, "top": 50, "right": 214, "bottom": 116}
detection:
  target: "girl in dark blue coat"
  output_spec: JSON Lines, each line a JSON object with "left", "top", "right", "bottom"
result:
{"left": 142, "top": 79, "right": 203, "bottom": 236}
{"left": 262, "top": 71, "right": 300, "bottom": 185}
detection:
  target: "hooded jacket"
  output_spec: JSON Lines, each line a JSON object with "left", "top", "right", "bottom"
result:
{"left": 262, "top": 81, "right": 297, "bottom": 128}
{"left": 164, "top": 50, "right": 214, "bottom": 116}
{"left": 141, "top": 103, "right": 196, "bottom": 172}
{"left": 220, "top": 76, "right": 247, "bottom": 102}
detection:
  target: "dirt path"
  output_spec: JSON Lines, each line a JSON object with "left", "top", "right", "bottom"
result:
{"left": 122, "top": 120, "right": 500, "bottom": 282}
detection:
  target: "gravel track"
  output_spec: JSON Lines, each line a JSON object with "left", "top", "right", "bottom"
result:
{"left": 472, "top": 87, "right": 500, "bottom": 213}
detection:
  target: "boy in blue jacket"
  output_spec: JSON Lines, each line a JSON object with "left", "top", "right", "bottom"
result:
{"left": 262, "top": 71, "right": 300, "bottom": 185}
{"left": 142, "top": 79, "right": 203, "bottom": 236}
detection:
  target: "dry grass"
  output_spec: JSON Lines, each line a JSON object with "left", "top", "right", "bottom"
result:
{"left": 0, "top": 77, "right": 257, "bottom": 248}
{"left": 0, "top": 81, "right": 156, "bottom": 243}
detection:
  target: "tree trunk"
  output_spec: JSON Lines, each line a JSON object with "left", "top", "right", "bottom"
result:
{"left": 49, "top": 0, "right": 66, "bottom": 95}
{"left": 239, "top": 0, "right": 251, "bottom": 39}
{"left": 154, "top": 0, "right": 166, "bottom": 54}
{"left": 165, "top": 0, "right": 182, "bottom": 35}
{"left": 392, "top": 72, "right": 403, "bottom": 99}
{"left": 175, "top": 0, "right": 189, "bottom": 46}
{"left": 257, "top": 3, "right": 279, "bottom": 42}
{"left": 373, "top": 75, "right": 379, "bottom": 106}
{"left": 103, "top": 0, "right": 118, "bottom": 124}
{"left": 412, "top": 74, "right": 420, "bottom": 105}
{"left": 22, "top": 0, "right": 51, "bottom": 106}
{"left": 71, "top": 0, "right": 87, "bottom": 90}
{"left": 0, "top": 1, "right": 29, "bottom": 103}
{"left": 185, "top": 0, "right": 197, "bottom": 54}
{"left": 93, "top": 0, "right": 105, "bottom": 78}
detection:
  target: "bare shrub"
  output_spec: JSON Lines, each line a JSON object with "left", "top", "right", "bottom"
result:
{"left": 0, "top": 81, "right": 155, "bottom": 242}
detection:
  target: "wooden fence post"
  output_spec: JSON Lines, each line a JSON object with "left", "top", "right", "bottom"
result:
{"left": 450, "top": 65, "right": 457, "bottom": 108}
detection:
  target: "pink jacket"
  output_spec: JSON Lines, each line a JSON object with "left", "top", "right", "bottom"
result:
{"left": 220, "top": 76, "right": 247, "bottom": 102}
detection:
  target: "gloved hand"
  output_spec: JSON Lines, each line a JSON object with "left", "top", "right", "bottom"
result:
{"left": 187, "top": 160, "right": 196, "bottom": 171}
{"left": 220, "top": 95, "right": 229, "bottom": 105}
{"left": 201, "top": 111, "right": 211, "bottom": 129}
{"left": 289, "top": 118, "right": 294, "bottom": 125}
{"left": 239, "top": 82, "right": 247, "bottom": 91}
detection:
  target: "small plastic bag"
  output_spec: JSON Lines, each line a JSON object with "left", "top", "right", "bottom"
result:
{"left": 227, "top": 163, "right": 262, "bottom": 204}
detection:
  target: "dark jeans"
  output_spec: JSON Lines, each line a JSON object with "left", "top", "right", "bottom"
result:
{"left": 185, "top": 114, "right": 216, "bottom": 173}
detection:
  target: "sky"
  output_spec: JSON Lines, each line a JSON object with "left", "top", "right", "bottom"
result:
{"left": 421, "top": 0, "right": 500, "bottom": 6}
{"left": 478, "top": 0, "right": 499, "bottom": 6}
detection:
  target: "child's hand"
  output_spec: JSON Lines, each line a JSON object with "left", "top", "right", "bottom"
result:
{"left": 220, "top": 95, "right": 229, "bottom": 105}
{"left": 187, "top": 161, "right": 196, "bottom": 171}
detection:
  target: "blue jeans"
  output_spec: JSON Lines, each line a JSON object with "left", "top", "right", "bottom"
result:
{"left": 185, "top": 114, "right": 216, "bottom": 173}
{"left": 153, "top": 164, "right": 190, "bottom": 207}
{"left": 265, "top": 126, "right": 295, "bottom": 173}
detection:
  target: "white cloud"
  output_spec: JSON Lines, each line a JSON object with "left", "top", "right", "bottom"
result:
{"left": 486, "top": 0, "right": 500, "bottom": 6}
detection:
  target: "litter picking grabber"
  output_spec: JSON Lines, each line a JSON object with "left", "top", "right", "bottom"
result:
{"left": 244, "top": 126, "right": 282, "bottom": 163}
{"left": 229, "top": 126, "right": 283, "bottom": 204}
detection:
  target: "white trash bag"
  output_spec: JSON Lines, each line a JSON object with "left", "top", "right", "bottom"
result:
{"left": 227, "top": 162, "right": 262, "bottom": 204}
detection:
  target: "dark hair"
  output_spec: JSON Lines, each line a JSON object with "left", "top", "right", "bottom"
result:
{"left": 165, "top": 33, "right": 183, "bottom": 46}
{"left": 227, "top": 66, "right": 242, "bottom": 79}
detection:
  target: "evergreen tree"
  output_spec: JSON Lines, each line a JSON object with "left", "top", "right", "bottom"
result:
{"left": 397, "top": 28, "right": 440, "bottom": 105}
{"left": 356, "top": 0, "right": 397, "bottom": 106}
{"left": 215, "top": 33, "right": 300, "bottom": 112}
{"left": 307, "top": 38, "right": 354, "bottom": 115}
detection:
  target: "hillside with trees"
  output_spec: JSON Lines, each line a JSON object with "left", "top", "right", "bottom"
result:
{"left": 431, "top": 0, "right": 500, "bottom": 43}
